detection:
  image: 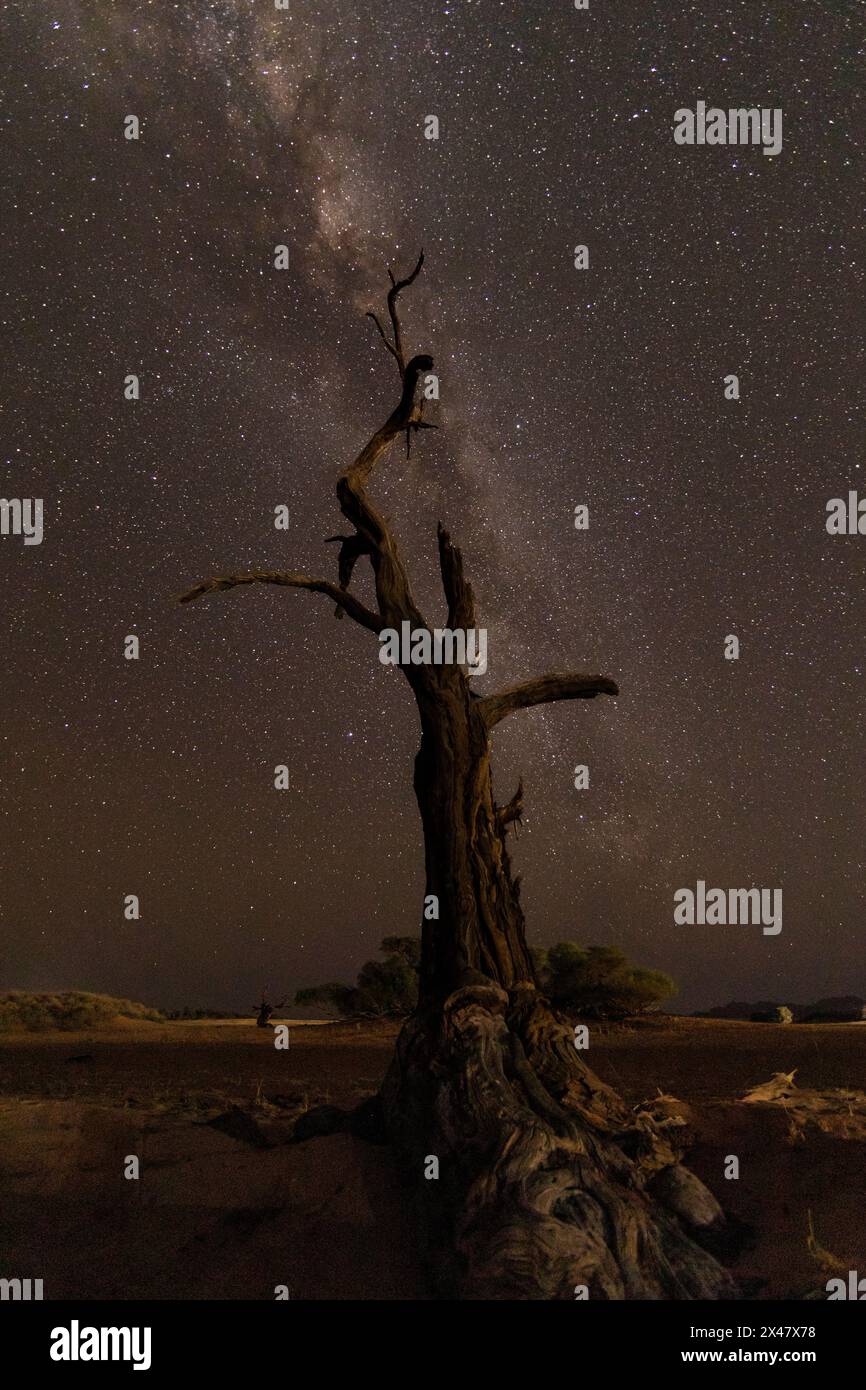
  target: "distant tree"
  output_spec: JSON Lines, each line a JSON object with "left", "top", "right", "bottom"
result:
{"left": 296, "top": 937, "right": 420, "bottom": 1018}
{"left": 774, "top": 1005, "right": 794, "bottom": 1025}
{"left": 379, "top": 936, "right": 422, "bottom": 970}
{"left": 254, "top": 989, "right": 290, "bottom": 1029}
{"left": 533, "top": 942, "right": 677, "bottom": 1019}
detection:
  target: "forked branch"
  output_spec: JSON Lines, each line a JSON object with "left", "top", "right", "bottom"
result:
{"left": 366, "top": 248, "right": 425, "bottom": 375}
{"left": 335, "top": 254, "right": 436, "bottom": 636}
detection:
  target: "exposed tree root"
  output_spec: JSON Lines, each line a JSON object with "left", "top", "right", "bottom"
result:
{"left": 382, "top": 983, "right": 739, "bottom": 1300}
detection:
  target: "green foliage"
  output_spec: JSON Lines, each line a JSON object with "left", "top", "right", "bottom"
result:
{"left": 0, "top": 991, "right": 164, "bottom": 1031}
{"left": 533, "top": 942, "right": 676, "bottom": 1019}
{"left": 295, "top": 937, "right": 420, "bottom": 1018}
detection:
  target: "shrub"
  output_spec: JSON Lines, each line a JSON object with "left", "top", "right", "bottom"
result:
{"left": 0, "top": 991, "right": 163, "bottom": 1031}
{"left": 295, "top": 936, "right": 419, "bottom": 1018}
{"left": 532, "top": 942, "right": 676, "bottom": 1020}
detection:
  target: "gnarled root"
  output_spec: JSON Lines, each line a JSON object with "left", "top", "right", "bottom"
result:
{"left": 381, "top": 982, "right": 738, "bottom": 1300}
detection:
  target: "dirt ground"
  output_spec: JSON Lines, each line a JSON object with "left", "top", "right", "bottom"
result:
{"left": 1, "top": 1014, "right": 865, "bottom": 1300}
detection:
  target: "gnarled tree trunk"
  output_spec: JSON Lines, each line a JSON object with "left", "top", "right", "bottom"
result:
{"left": 183, "top": 252, "right": 738, "bottom": 1301}
{"left": 413, "top": 681, "right": 533, "bottom": 1001}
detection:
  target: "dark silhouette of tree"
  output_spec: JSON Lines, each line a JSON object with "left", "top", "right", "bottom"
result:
{"left": 533, "top": 942, "right": 677, "bottom": 1019}
{"left": 296, "top": 936, "right": 420, "bottom": 1018}
{"left": 181, "top": 253, "right": 734, "bottom": 1299}
{"left": 254, "top": 989, "right": 288, "bottom": 1029}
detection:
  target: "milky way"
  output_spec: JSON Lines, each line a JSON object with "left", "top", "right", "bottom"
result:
{"left": 2, "top": 1, "right": 863, "bottom": 1012}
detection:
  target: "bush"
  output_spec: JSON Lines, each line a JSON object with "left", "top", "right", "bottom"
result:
{"left": 296, "top": 936, "right": 674, "bottom": 1022}
{"left": 0, "top": 991, "right": 163, "bottom": 1031}
{"left": 532, "top": 943, "right": 676, "bottom": 1020}
{"left": 295, "top": 936, "right": 420, "bottom": 1018}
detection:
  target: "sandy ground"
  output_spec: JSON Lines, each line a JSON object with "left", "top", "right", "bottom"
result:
{"left": 1, "top": 1014, "right": 865, "bottom": 1300}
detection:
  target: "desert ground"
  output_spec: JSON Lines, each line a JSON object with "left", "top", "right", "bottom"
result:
{"left": 1, "top": 1014, "right": 865, "bottom": 1300}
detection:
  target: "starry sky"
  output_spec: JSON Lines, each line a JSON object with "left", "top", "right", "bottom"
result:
{"left": 2, "top": 1, "right": 863, "bottom": 1014}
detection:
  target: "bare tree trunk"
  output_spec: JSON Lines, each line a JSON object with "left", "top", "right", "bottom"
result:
{"left": 182, "top": 252, "right": 738, "bottom": 1301}
{"left": 414, "top": 687, "right": 533, "bottom": 1003}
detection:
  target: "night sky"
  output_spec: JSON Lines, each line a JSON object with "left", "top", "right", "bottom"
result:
{"left": 3, "top": 1, "right": 863, "bottom": 1014}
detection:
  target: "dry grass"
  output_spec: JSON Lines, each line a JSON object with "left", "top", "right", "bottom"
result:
{"left": 0, "top": 991, "right": 163, "bottom": 1032}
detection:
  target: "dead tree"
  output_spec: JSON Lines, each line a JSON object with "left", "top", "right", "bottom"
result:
{"left": 181, "top": 253, "right": 736, "bottom": 1300}
{"left": 254, "top": 990, "right": 288, "bottom": 1029}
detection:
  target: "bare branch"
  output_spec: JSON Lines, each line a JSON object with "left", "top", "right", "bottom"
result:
{"left": 365, "top": 311, "right": 399, "bottom": 362}
{"left": 386, "top": 248, "right": 424, "bottom": 372}
{"left": 178, "top": 256, "right": 433, "bottom": 653}
{"left": 496, "top": 778, "right": 524, "bottom": 833}
{"left": 478, "top": 674, "right": 619, "bottom": 728}
{"left": 337, "top": 307, "right": 434, "bottom": 629}
{"left": 178, "top": 571, "right": 383, "bottom": 633}
{"left": 309, "top": 251, "right": 435, "bottom": 642}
